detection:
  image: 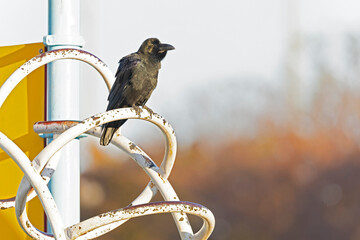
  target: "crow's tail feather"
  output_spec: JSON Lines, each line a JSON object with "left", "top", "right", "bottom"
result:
{"left": 100, "top": 119, "right": 127, "bottom": 146}
{"left": 100, "top": 127, "right": 117, "bottom": 146}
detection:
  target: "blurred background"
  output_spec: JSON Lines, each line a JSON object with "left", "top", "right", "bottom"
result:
{"left": 2, "top": 0, "right": 360, "bottom": 239}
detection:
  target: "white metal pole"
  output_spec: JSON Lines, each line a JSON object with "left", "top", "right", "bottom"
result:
{"left": 44, "top": 0, "right": 84, "bottom": 230}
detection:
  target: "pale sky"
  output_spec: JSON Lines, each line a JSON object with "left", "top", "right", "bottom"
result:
{"left": 1, "top": 0, "right": 360, "bottom": 149}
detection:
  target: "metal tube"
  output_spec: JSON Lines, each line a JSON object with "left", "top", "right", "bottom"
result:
{"left": 0, "top": 132, "right": 66, "bottom": 239}
{"left": 45, "top": 0, "right": 84, "bottom": 229}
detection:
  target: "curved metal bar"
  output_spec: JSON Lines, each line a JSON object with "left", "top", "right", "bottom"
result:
{"left": 66, "top": 201, "right": 215, "bottom": 240}
{"left": 0, "top": 49, "right": 114, "bottom": 111}
{"left": 33, "top": 118, "right": 190, "bottom": 238}
{"left": 26, "top": 107, "right": 193, "bottom": 239}
{"left": 0, "top": 132, "right": 66, "bottom": 240}
{"left": 16, "top": 177, "right": 54, "bottom": 240}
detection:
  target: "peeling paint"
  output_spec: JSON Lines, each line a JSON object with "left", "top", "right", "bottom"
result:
{"left": 143, "top": 155, "right": 156, "bottom": 168}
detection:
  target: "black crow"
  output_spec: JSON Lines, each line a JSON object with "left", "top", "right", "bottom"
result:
{"left": 100, "top": 38, "right": 175, "bottom": 146}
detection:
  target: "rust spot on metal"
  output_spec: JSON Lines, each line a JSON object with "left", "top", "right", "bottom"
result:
{"left": 35, "top": 48, "right": 108, "bottom": 68}
{"left": 179, "top": 217, "right": 184, "bottom": 221}
{"left": 35, "top": 120, "right": 79, "bottom": 127}
{"left": 129, "top": 142, "right": 137, "bottom": 150}
{"left": 122, "top": 201, "right": 206, "bottom": 214}
{"left": 157, "top": 173, "right": 166, "bottom": 183}
{"left": 168, "top": 141, "right": 174, "bottom": 157}
{"left": 26, "top": 220, "right": 31, "bottom": 229}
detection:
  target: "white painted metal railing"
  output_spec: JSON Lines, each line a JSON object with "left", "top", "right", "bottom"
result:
{"left": 0, "top": 49, "right": 215, "bottom": 240}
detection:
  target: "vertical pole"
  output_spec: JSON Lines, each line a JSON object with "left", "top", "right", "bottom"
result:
{"left": 44, "top": 0, "right": 84, "bottom": 229}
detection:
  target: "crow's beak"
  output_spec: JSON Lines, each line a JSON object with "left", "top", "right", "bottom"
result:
{"left": 158, "top": 43, "right": 175, "bottom": 53}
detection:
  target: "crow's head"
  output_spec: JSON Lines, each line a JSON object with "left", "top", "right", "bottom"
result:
{"left": 138, "top": 38, "right": 175, "bottom": 61}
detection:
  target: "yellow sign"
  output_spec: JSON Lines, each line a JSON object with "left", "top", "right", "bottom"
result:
{"left": 0, "top": 43, "right": 45, "bottom": 238}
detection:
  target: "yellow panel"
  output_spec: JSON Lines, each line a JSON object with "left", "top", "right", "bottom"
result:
{"left": 0, "top": 61, "right": 29, "bottom": 140}
{"left": 0, "top": 43, "right": 46, "bottom": 239}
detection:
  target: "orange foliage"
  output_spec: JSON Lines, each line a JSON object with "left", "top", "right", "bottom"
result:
{"left": 80, "top": 69, "right": 360, "bottom": 239}
{"left": 81, "top": 123, "right": 360, "bottom": 240}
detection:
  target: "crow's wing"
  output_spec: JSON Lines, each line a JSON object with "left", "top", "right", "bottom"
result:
{"left": 107, "top": 53, "right": 141, "bottom": 111}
